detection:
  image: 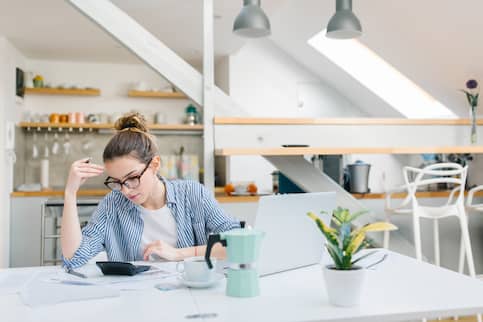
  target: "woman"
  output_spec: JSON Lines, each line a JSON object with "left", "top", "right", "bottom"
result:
{"left": 61, "top": 113, "right": 240, "bottom": 269}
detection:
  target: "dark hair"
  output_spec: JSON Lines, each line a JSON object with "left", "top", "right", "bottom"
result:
{"left": 103, "top": 112, "right": 158, "bottom": 163}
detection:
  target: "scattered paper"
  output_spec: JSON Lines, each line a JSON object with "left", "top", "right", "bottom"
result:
{"left": 45, "top": 261, "right": 180, "bottom": 291}
{"left": 0, "top": 270, "right": 38, "bottom": 295}
{"left": 20, "top": 272, "right": 119, "bottom": 307}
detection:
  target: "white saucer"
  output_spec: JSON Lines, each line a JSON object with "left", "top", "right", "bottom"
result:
{"left": 177, "top": 273, "right": 224, "bottom": 288}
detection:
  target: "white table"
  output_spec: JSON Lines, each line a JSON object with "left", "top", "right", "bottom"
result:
{"left": 2, "top": 250, "right": 483, "bottom": 322}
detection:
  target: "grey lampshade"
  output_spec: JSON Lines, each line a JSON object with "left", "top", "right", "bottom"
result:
{"left": 233, "top": 0, "right": 271, "bottom": 38}
{"left": 326, "top": 0, "right": 362, "bottom": 39}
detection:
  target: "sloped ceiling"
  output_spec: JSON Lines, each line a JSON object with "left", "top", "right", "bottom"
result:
{"left": 0, "top": 0, "right": 481, "bottom": 117}
{"left": 0, "top": 0, "right": 286, "bottom": 65}
{"left": 270, "top": 0, "right": 483, "bottom": 117}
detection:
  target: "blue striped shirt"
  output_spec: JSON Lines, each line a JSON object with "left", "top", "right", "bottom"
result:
{"left": 63, "top": 178, "right": 240, "bottom": 269}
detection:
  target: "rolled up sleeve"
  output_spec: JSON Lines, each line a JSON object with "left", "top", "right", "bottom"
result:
{"left": 200, "top": 184, "right": 241, "bottom": 234}
{"left": 62, "top": 199, "right": 108, "bottom": 269}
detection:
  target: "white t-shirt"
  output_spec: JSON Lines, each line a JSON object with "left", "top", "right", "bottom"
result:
{"left": 140, "top": 205, "right": 178, "bottom": 251}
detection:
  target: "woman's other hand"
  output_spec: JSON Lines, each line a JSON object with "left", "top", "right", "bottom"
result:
{"left": 143, "top": 240, "right": 181, "bottom": 261}
{"left": 65, "top": 158, "right": 104, "bottom": 195}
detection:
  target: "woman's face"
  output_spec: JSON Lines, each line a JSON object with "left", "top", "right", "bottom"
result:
{"left": 104, "top": 155, "right": 159, "bottom": 205}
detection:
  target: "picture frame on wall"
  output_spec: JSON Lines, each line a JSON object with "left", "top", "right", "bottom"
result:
{"left": 16, "top": 67, "right": 24, "bottom": 98}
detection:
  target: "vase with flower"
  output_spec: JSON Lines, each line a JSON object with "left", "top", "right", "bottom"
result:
{"left": 462, "top": 79, "right": 479, "bottom": 144}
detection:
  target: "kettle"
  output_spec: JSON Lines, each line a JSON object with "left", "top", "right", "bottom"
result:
{"left": 346, "top": 160, "right": 371, "bottom": 193}
{"left": 205, "top": 222, "right": 265, "bottom": 297}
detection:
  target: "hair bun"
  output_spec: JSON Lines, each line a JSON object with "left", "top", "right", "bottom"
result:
{"left": 114, "top": 112, "right": 148, "bottom": 133}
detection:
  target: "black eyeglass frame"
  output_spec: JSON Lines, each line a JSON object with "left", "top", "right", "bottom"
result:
{"left": 104, "top": 158, "right": 153, "bottom": 191}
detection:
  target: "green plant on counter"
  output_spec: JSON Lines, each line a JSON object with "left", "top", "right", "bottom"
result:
{"left": 308, "top": 207, "right": 397, "bottom": 270}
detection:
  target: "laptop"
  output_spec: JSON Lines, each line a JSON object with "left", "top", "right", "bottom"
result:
{"left": 253, "top": 192, "right": 335, "bottom": 277}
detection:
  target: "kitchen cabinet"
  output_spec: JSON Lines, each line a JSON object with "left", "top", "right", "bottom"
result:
{"left": 10, "top": 197, "right": 46, "bottom": 267}
{"left": 10, "top": 197, "right": 101, "bottom": 267}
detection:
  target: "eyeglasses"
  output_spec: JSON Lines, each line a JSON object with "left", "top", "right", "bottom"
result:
{"left": 104, "top": 158, "right": 152, "bottom": 191}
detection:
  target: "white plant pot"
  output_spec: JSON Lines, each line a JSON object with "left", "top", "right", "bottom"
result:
{"left": 323, "top": 265, "right": 366, "bottom": 307}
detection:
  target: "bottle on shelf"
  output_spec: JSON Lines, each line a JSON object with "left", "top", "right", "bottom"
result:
{"left": 184, "top": 104, "right": 199, "bottom": 125}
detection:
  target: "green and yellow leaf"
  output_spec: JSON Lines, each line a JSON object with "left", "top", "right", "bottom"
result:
{"left": 346, "top": 231, "right": 366, "bottom": 256}
{"left": 326, "top": 243, "right": 343, "bottom": 267}
{"left": 348, "top": 209, "right": 369, "bottom": 222}
{"left": 352, "top": 222, "right": 397, "bottom": 236}
{"left": 307, "top": 212, "right": 338, "bottom": 247}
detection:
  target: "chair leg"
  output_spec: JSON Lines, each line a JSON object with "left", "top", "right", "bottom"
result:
{"left": 383, "top": 212, "right": 392, "bottom": 249}
{"left": 458, "top": 210, "right": 482, "bottom": 322}
{"left": 413, "top": 211, "right": 423, "bottom": 261}
{"left": 459, "top": 211, "right": 476, "bottom": 277}
{"left": 458, "top": 235, "right": 465, "bottom": 274}
{"left": 433, "top": 219, "right": 440, "bottom": 266}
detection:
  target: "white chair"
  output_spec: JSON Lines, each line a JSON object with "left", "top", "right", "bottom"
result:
{"left": 384, "top": 184, "right": 412, "bottom": 249}
{"left": 464, "top": 185, "right": 483, "bottom": 274}
{"left": 467, "top": 185, "right": 483, "bottom": 212}
{"left": 385, "top": 163, "right": 476, "bottom": 276}
{"left": 388, "top": 163, "right": 479, "bottom": 322}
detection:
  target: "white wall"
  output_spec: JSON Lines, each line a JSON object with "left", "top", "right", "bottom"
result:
{"left": 229, "top": 39, "right": 366, "bottom": 118}
{"left": 222, "top": 39, "right": 404, "bottom": 192}
{"left": 215, "top": 56, "right": 230, "bottom": 95}
{"left": 0, "top": 37, "right": 26, "bottom": 268}
{"left": 23, "top": 59, "right": 192, "bottom": 124}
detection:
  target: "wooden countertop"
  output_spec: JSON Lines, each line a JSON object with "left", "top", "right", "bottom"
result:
{"left": 12, "top": 189, "right": 483, "bottom": 201}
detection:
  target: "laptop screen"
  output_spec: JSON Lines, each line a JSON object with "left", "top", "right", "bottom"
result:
{"left": 254, "top": 192, "right": 335, "bottom": 277}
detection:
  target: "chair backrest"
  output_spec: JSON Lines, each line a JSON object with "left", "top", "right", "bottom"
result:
{"left": 403, "top": 163, "right": 467, "bottom": 207}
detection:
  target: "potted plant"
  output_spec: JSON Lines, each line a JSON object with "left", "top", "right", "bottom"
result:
{"left": 308, "top": 207, "right": 397, "bottom": 307}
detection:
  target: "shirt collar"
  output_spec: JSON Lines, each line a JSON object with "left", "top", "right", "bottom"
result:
{"left": 159, "top": 176, "right": 177, "bottom": 206}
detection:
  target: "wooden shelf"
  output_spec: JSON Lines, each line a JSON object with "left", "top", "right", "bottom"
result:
{"left": 11, "top": 189, "right": 109, "bottom": 197}
{"left": 128, "top": 90, "right": 187, "bottom": 99}
{"left": 215, "top": 146, "right": 483, "bottom": 156}
{"left": 214, "top": 117, "right": 483, "bottom": 126}
{"left": 25, "top": 87, "right": 100, "bottom": 96}
{"left": 18, "top": 122, "right": 203, "bottom": 131}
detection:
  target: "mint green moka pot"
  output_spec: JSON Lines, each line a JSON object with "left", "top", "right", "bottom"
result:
{"left": 205, "top": 222, "right": 265, "bottom": 297}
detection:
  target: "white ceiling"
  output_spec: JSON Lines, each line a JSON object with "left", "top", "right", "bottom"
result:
{"left": 0, "top": 0, "right": 286, "bottom": 65}
{"left": 270, "top": 0, "right": 483, "bottom": 117}
{"left": 1, "top": 0, "right": 482, "bottom": 117}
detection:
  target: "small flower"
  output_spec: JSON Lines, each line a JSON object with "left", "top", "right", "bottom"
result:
{"left": 467, "top": 79, "right": 478, "bottom": 90}
{"left": 461, "top": 79, "right": 479, "bottom": 109}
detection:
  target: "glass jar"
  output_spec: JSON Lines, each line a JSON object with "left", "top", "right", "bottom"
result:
{"left": 184, "top": 105, "right": 199, "bottom": 125}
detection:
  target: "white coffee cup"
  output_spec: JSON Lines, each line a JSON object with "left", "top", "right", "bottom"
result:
{"left": 176, "top": 256, "right": 216, "bottom": 282}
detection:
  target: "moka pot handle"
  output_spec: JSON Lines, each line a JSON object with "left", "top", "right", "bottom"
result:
{"left": 205, "top": 234, "right": 227, "bottom": 269}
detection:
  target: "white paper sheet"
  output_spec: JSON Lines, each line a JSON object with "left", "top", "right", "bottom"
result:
{"left": 20, "top": 272, "right": 120, "bottom": 307}
{"left": 46, "top": 261, "right": 180, "bottom": 291}
{"left": 0, "top": 270, "right": 38, "bottom": 295}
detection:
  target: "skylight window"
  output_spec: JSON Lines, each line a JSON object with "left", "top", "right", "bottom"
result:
{"left": 307, "top": 30, "right": 456, "bottom": 119}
